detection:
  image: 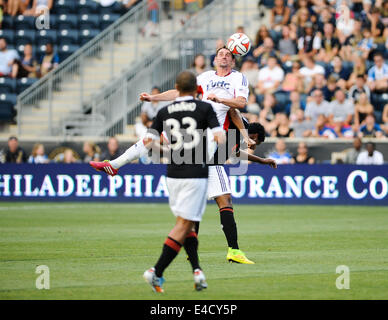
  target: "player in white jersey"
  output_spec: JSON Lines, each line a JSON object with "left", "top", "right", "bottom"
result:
{"left": 90, "top": 47, "right": 259, "bottom": 264}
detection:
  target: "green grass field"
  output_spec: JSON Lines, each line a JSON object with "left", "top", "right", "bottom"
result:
{"left": 0, "top": 202, "right": 387, "bottom": 300}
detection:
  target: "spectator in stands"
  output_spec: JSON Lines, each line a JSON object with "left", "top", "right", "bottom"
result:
{"left": 83, "top": 141, "right": 101, "bottom": 163}
{"left": 297, "top": 21, "right": 320, "bottom": 58}
{"left": 358, "top": 114, "right": 385, "bottom": 138}
{"left": 271, "top": 113, "right": 295, "bottom": 138}
{"left": 382, "top": 103, "right": 388, "bottom": 135}
{"left": 316, "top": 22, "right": 340, "bottom": 63}
{"left": 259, "top": 93, "right": 276, "bottom": 132}
{"left": 257, "top": 56, "right": 284, "bottom": 94}
{"left": 304, "top": 89, "right": 331, "bottom": 123}
{"left": 312, "top": 114, "right": 338, "bottom": 139}
{"left": 291, "top": 7, "right": 311, "bottom": 33}
{"left": 253, "top": 37, "right": 280, "bottom": 68}
{"left": 354, "top": 92, "right": 374, "bottom": 130}
{"left": 135, "top": 86, "right": 168, "bottom": 138}
{"left": 240, "top": 56, "right": 259, "bottom": 90}
{"left": 286, "top": 90, "right": 305, "bottom": 120}
{"left": 38, "top": 43, "right": 59, "bottom": 78}
{"left": 268, "top": 138, "right": 292, "bottom": 164}
{"left": 299, "top": 56, "right": 325, "bottom": 90}
{"left": 243, "top": 93, "right": 261, "bottom": 122}
{"left": 356, "top": 141, "right": 384, "bottom": 164}
{"left": 316, "top": 5, "right": 335, "bottom": 33}
{"left": 336, "top": 3, "right": 356, "bottom": 42}
{"left": 140, "top": 0, "right": 160, "bottom": 37}
{"left": 290, "top": 141, "right": 315, "bottom": 164}
{"left": 307, "top": 73, "right": 327, "bottom": 97}
{"left": 270, "top": 0, "right": 291, "bottom": 32}
{"left": 278, "top": 25, "right": 298, "bottom": 63}
{"left": 348, "top": 75, "right": 371, "bottom": 102}
{"left": 62, "top": 149, "right": 78, "bottom": 164}
{"left": 347, "top": 55, "right": 367, "bottom": 87}
{"left": 28, "top": 143, "right": 49, "bottom": 164}
{"left": 282, "top": 61, "right": 304, "bottom": 93}
{"left": 254, "top": 25, "right": 271, "bottom": 48}
{"left": 357, "top": 28, "right": 375, "bottom": 60}
{"left": 328, "top": 89, "right": 355, "bottom": 137}
{"left": 344, "top": 137, "right": 364, "bottom": 164}
{"left": 322, "top": 75, "right": 339, "bottom": 101}
{"left": 0, "top": 38, "right": 20, "bottom": 77}
{"left": 11, "top": 44, "right": 37, "bottom": 79}
{"left": 365, "top": 7, "right": 385, "bottom": 38}
{"left": 24, "top": 0, "right": 53, "bottom": 16}
{"left": 0, "top": 1, "right": 4, "bottom": 28}
{"left": 340, "top": 19, "right": 363, "bottom": 62}
{"left": 326, "top": 55, "right": 351, "bottom": 89}
{"left": 210, "top": 38, "right": 224, "bottom": 68}
{"left": 5, "top": 136, "right": 27, "bottom": 163}
{"left": 101, "top": 136, "right": 122, "bottom": 161}
{"left": 183, "top": 0, "right": 199, "bottom": 21}
{"left": 367, "top": 52, "right": 388, "bottom": 92}
{"left": 290, "top": 108, "right": 314, "bottom": 137}
{"left": 189, "top": 54, "right": 209, "bottom": 76}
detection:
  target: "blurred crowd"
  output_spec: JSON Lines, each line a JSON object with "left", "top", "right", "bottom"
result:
{"left": 0, "top": 134, "right": 385, "bottom": 165}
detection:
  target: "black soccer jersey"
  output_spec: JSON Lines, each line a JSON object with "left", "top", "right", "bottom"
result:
{"left": 150, "top": 96, "right": 221, "bottom": 178}
{"left": 210, "top": 116, "right": 248, "bottom": 165}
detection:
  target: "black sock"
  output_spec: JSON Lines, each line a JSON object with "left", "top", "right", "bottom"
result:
{"left": 184, "top": 231, "right": 200, "bottom": 272}
{"left": 220, "top": 207, "right": 239, "bottom": 250}
{"left": 154, "top": 236, "right": 182, "bottom": 277}
{"left": 194, "top": 221, "right": 200, "bottom": 235}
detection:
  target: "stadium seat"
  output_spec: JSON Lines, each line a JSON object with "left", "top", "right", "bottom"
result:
{"left": 0, "top": 78, "right": 16, "bottom": 94}
{"left": 2, "top": 15, "right": 14, "bottom": 29}
{"left": 14, "top": 15, "right": 35, "bottom": 30}
{"left": 78, "top": 29, "right": 100, "bottom": 45}
{"left": 78, "top": 0, "right": 99, "bottom": 14}
{"left": 36, "top": 44, "right": 58, "bottom": 62}
{"left": 14, "top": 30, "right": 36, "bottom": 47}
{"left": 57, "top": 14, "right": 78, "bottom": 29}
{"left": 78, "top": 14, "right": 100, "bottom": 30}
{"left": 0, "top": 93, "right": 17, "bottom": 122}
{"left": 53, "top": 0, "right": 76, "bottom": 14}
{"left": 36, "top": 29, "right": 57, "bottom": 46}
{"left": 15, "top": 44, "right": 36, "bottom": 57}
{"left": 57, "top": 29, "right": 79, "bottom": 45}
{"left": 16, "top": 78, "right": 38, "bottom": 94}
{"left": 58, "top": 44, "right": 80, "bottom": 61}
{"left": 100, "top": 14, "right": 121, "bottom": 30}
{"left": 0, "top": 30, "right": 15, "bottom": 46}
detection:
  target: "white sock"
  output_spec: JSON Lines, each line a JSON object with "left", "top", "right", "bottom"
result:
{"left": 110, "top": 139, "right": 148, "bottom": 169}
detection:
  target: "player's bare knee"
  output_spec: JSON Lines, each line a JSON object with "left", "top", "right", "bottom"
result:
{"left": 216, "top": 194, "right": 233, "bottom": 209}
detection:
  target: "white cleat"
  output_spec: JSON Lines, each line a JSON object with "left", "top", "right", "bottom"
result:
{"left": 193, "top": 268, "right": 208, "bottom": 291}
{"left": 143, "top": 267, "right": 165, "bottom": 293}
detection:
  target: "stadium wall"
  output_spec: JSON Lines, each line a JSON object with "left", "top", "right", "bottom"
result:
{"left": 0, "top": 164, "right": 387, "bottom": 205}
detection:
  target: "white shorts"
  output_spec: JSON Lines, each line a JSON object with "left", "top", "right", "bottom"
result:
{"left": 207, "top": 165, "right": 231, "bottom": 200}
{"left": 166, "top": 177, "right": 208, "bottom": 222}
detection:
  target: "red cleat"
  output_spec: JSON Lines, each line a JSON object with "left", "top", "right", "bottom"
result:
{"left": 89, "top": 160, "right": 118, "bottom": 176}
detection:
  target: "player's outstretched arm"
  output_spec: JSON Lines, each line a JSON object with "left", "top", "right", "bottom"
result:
{"left": 207, "top": 94, "right": 246, "bottom": 109}
{"left": 228, "top": 108, "right": 256, "bottom": 148}
{"left": 239, "top": 149, "right": 277, "bottom": 168}
{"left": 140, "top": 90, "right": 179, "bottom": 102}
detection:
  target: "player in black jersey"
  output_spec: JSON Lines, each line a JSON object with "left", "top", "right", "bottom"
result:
{"left": 142, "top": 71, "right": 225, "bottom": 293}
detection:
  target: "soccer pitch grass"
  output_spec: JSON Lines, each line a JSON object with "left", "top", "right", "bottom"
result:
{"left": 0, "top": 202, "right": 387, "bottom": 300}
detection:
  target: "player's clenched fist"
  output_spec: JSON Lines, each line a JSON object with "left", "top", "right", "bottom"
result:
{"left": 207, "top": 94, "right": 222, "bottom": 104}
{"left": 140, "top": 92, "right": 152, "bottom": 102}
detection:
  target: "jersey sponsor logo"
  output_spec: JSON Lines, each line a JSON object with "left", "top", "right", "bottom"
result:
{"left": 206, "top": 80, "right": 231, "bottom": 91}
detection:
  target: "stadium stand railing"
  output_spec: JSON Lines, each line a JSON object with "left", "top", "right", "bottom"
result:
{"left": 14, "top": 0, "right": 209, "bottom": 138}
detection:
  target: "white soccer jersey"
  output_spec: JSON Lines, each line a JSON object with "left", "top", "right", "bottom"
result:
{"left": 197, "top": 70, "right": 249, "bottom": 130}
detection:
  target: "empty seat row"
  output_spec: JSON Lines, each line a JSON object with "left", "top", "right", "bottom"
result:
{"left": 1, "top": 29, "right": 101, "bottom": 46}
{"left": 0, "top": 93, "right": 17, "bottom": 122}
{"left": 0, "top": 78, "right": 38, "bottom": 95}
{"left": 1, "top": 13, "right": 121, "bottom": 31}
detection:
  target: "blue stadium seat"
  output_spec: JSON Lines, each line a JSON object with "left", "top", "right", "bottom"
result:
{"left": 78, "top": 14, "right": 100, "bottom": 30}
{"left": 0, "top": 78, "right": 16, "bottom": 94}
{"left": 53, "top": 0, "right": 76, "bottom": 14}
{"left": 78, "top": 0, "right": 99, "bottom": 14}
{"left": 14, "top": 30, "right": 36, "bottom": 47}
{"left": 36, "top": 29, "right": 57, "bottom": 46}
{"left": 15, "top": 44, "right": 35, "bottom": 57}
{"left": 0, "top": 93, "right": 17, "bottom": 122}
{"left": 14, "top": 15, "right": 35, "bottom": 30}
{"left": 0, "top": 30, "right": 15, "bottom": 46}
{"left": 57, "top": 29, "right": 79, "bottom": 45}
{"left": 36, "top": 44, "right": 58, "bottom": 62}
{"left": 57, "top": 14, "right": 78, "bottom": 29}
{"left": 2, "top": 15, "right": 14, "bottom": 29}
{"left": 16, "top": 78, "right": 38, "bottom": 94}
{"left": 78, "top": 29, "right": 100, "bottom": 45}
{"left": 58, "top": 44, "right": 80, "bottom": 61}
{"left": 100, "top": 14, "right": 121, "bottom": 30}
